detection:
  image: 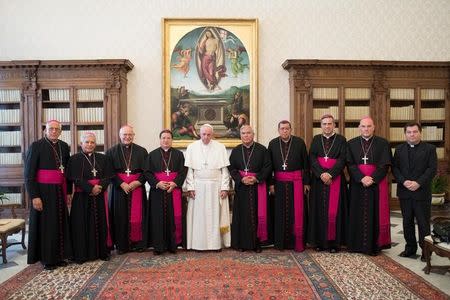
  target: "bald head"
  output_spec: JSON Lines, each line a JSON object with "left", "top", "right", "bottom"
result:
{"left": 119, "top": 125, "right": 135, "bottom": 145}
{"left": 359, "top": 116, "right": 375, "bottom": 138}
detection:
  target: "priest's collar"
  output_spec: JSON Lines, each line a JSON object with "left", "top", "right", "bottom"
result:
{"left": 280, "top": 136, "right": 291, "bottom": 143}
{"left": 361, "top": 135, "right": 373, "bottom": 142}
{"left": 83, "top": 151, "right": 94, "bottom": 156}
{"left": 322, "top": 132, "right": 335, "bottom": 139}
{"left": 408, "top": 141, "right": 420, "bottom": 148}
{"left": 161, "top": 147, "right": 171, "bottom": 152}
{"left": 121, "top": 143, "right": 132, "bottom": 149}
{"left": 243, "top": 142, "right": 254, "bottom": 148}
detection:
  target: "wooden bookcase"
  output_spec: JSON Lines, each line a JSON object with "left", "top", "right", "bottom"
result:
{"left": 0, "top": 60, "right": 133, "bottom": 214}
{"left": 282, "top": 60, "right": 450, "bottom": 210}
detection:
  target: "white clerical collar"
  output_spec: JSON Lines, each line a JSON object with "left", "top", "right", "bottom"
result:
{"left": 243, "top": 142, "right": 254, "bottom": 148}
{"left": 408, "top": 142, "right": 419, "bottom": 148}
{"left": 161, "top": 147, "right": 170, "bottom": 152}
{"left": 362, "top": 136, "right": 373, "bottom": 141}
{"left": 322, "top": 132, "right": 335, "bottom": 139}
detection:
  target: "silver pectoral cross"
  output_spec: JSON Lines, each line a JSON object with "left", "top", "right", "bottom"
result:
{"left": 125, "top": 168, "right": 131, "bottom": 177}
{"left": 91, "top": 168, "right": 97, "bottom": 177}
{"left": 244, "top": 168, "right": 249, "bottom": 175}
{"left": 282, "top": 163, "right": 287, "bottom": 171}
{"left": 362, "top": 155, "right": 368, "bottom": 165}
{"left": 59, "top": 165, "right": 65, "bottom": 174}
{"left": 324, "top": 155, "right": 329, "bottom": 162}
{"left": 165, "top": 168, "right": 171, "bottom": 176}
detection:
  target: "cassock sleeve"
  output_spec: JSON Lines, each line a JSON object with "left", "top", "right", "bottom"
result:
{"left": 24, "top": 142, "right": 40, "bottom": 199}
{"left": 371, "top": 139, "right": 391, "bottom": 184}
{"left": 328, "top": 138, "right": 347, "bottom": 178}
{"left": 145, "top": 152, "right": 159, "bottom": 188}
{"left": 105, "top": 147, "right": 125, "bottom": 187}
{"left": 137, "top": 148, "right": 149, "bottom": 185}
{"left": 256, "top": 147, "right": 272, "bottom": 183}
{"left": 300, "top": 140, "right": 310, "bottom": 185}
{"left": 67, "top": 155, "right": 94, "bottom": 193}
{"left": 184, "top": 168, "right": 195, "bottom": 191}
{"left": 416, "top": 144, "right": 437, "bottom": 187}
{"left": 228, "top": 148, "right": 243, "bottom": 187}
{"left": 221, "top": 167, "right": 231, "bottom": 191}
{"left": 347, "top": 140, "right": 365, "bottom": 183}
{"left": 392, "top": 145, "right": 406, "bottom": 185}
{"left": 100, "top": 154, "right": 114, "bottom": 189}
{"left": 63, "top": 143, "right": 72, "bottom": 194}
{"left": 173, "top": 152, "right": 187, "bottom": 187}
{"left": 310, "top": 136, "right": 326, "bottom": 178}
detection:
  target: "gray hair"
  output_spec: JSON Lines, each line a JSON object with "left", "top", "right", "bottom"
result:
{"left": 200, "top": 123, "right": 214, "bottom": 132}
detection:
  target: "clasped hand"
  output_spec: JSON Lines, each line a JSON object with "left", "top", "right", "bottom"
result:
{"left": 156, "top": 180, "right": 177, "bottom": 193}
{"left": 241, "top": 175, "right": 257, "bottom": 185}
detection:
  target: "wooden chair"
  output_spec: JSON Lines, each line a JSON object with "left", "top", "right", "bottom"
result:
{"left": 423, "top": 216, "right": 450, "bottom": 274}
{"left": 0, "top": 203, "right": 26, "bottom": 264}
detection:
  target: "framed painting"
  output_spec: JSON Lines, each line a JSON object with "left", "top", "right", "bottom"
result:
{"left": 163, "top": 18, "right": 258, "bottom": 148}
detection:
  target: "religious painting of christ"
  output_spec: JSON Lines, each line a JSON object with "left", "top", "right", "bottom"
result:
{"left": 163, "top": 18, "right": 258, "bottom": 148}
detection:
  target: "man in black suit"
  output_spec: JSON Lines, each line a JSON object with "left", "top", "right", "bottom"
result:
{"left": 392, "top": 122, "right": 437, "bottom": 261}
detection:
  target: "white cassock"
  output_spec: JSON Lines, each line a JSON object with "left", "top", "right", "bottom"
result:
{"left": 184, "top": 139, "right": 231, "bottom": 250}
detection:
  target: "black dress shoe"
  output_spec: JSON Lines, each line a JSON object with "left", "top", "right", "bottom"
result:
{"left": 329, "top": 248, "right": 337, "bottom": 253}
{"left": 315, "top": 247, "right": 323, "bottom": 252}
{"left": 57, "top": 261, "right": 68, "bottom": 267}
{"left": 101, "top": 255, "right": 111, "bottom": 261}
{"left": 117, "top": 250, "right": 127, "bottom": 255}
{"left": 399, "top": 250, "right": 416, "bottom": 258}
{"left": 44, "top": 264, "right": 57, "bottom": 271}
{"left": 420, "top": 254, "right": 426, "bottom": 262}
{"left": 255, "top": 247, "right": 262, "bottom": 253}
{"left": 153, "top": 250, "right": 163, "bottom": 255}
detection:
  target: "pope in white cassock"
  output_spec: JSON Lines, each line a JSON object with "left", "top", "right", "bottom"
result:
{"left": 184, "top": 124, "right": 231, "bottom": 250}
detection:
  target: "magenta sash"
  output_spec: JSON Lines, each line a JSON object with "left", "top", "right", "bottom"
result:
{"left": 36, "top": 169, "right": 67, "bottom": 205}
{"left": 358, "top": 164, "right": 391, "bottom": 247}
{"left": 274, "top": 170, "right": 304, "bottom": 252}
{"left": 75, "top": 179, "right": 112, "bottom": 248}
{"left": 117, "top": 173, "right": 143, "bottom": 242}
{"left": 317, "top": 157, "right": 341, "bottom": 241}
{"left": 239, "top": 171, "right": 268, "bottom": 242}
{"left": 154, "top": 171, "right": 182, "bottom": 245}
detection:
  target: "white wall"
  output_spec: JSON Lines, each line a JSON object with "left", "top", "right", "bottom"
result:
{"left": 1, "top": 0, "right": 449, "bottom": 149}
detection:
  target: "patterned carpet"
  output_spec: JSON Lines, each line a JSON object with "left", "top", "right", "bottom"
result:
{"left": 0, "top": 249, "right": 447, "bottom": 299}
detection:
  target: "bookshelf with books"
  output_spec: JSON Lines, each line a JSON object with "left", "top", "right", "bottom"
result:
{"left": 283, "top": 60, "right": 450, "bottom": 210}
{"left": 0, "top": 60, "right": 133, "bottom": 214}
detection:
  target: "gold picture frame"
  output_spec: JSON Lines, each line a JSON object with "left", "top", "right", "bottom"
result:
{"left": 163, "top": 18, "right": 258, "bottom": 148}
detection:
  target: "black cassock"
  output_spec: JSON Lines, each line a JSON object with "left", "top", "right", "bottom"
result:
{"left": 67, "top": 152, "right": 113, "bottom": 263}
{"left": 268, "top": 135, "right": 310, "bottom": 250}
{"left": 25, "top": 138, "right": 72, "bottom": 265}
{"left": 105, "top": 143, "right": 149, "bottom": 252}
{"left": 347, "top": 135, "right": 391, "bottom": 255}
{"left": 146, "top": 147, "right": 186, "bottom": 252}
{"left": 228, "top": 142, "right": 272, "bottom": 251}
{"left": 307, "top": 134, "right": 347, "bottom": 250}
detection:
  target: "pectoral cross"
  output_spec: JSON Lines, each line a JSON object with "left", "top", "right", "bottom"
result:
{"left": 91, "top": 168, "right": 97, "bottom": 177}
{"left": 362, "top": 155, "right": 368, "bottom": 165}
{"left": 282, "top": 163, "right": 287, "bottom": 171}
{"left": 244, "top": 168, "right": 249, "bottom": 175}
{"left": 59, "top": 165, "right": 65, "bottom": 174}
{"left": 165, "top": 168, "right": 171, "bottom": 176}
{"left": 324, "top": 155, "right": 329, "bottom": 162}
{"left": 125, "top": 168, "right": 131, "bottom": 177}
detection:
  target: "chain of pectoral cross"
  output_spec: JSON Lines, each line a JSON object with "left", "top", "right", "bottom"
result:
{"left": 321, "top": 134, "right": 336, "bottom": 162}
{"left": 44, "top": 136, "right": 65, "bottom": 173}
{"left": 160, "top": 149, "right": 172, "bottom": 176}
{"left": 82, "top": 152, "right": 98, "bottom": 177}
{"left": 279, "top": 137, "right": 292, "bottom": 171}
{"left": 120, "top": 144, "right": 133, "bottom": 176}
{"left": 360, "top": 137, "right": 374, "bottom": 165}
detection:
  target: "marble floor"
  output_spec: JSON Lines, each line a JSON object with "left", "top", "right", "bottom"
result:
{"left": 1, "top": 214, "right": 449, "bottom": 296}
